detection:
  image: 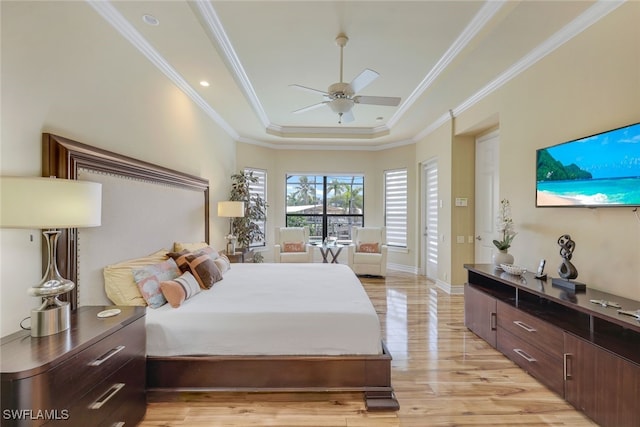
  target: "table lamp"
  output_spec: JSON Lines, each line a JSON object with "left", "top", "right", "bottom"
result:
{"left": 217, "top": 201, "right": 245, "bottom": 254}
{"left": 0, "top": 176, "right": 102, "bottom": 337}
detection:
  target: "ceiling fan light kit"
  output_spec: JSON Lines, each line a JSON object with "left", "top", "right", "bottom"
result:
{"left": 291, "top": 32, "right": 401, "bottom": 124}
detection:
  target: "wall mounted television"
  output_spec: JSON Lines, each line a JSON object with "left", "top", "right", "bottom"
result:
{"left": 536, "top": 122, "right": 640, "bottom": 207}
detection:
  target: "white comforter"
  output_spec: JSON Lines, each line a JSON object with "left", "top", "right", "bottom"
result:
{"left": 145, "top": 263, "right": 382, "bottom": 356}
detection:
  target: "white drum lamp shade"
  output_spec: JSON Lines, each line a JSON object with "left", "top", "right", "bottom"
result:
{"left": 217, "top": 201, "right": 245, "bottom": 218}
{"left": 1, "top": 177, "right": 102, "bottom": 228}
{"left": 0, "top": 176, "right": 102, "bottom": 337}
{"left": 217, "top": 201, "right": 244, "bottom": 254}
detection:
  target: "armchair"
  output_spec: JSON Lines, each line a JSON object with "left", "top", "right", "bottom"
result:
{"left": 348, "top": 226, "right": 388, "bottom": 277}
{"left": 274, "top": 226, "right": 313, "bottom": 263}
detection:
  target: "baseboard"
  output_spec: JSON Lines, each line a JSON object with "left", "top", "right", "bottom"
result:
{"left": 387, "top": 263, "right": 419, "bottom": 275}
{"left": 435, "top": 279, "right": 464, "bottom": 295}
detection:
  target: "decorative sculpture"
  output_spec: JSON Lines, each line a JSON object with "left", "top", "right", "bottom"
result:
{"left": 552, "top": 234, "right": 586, "bottom": 291}
{"left": 557, "top": 234, "right": 578, "bottom": 280}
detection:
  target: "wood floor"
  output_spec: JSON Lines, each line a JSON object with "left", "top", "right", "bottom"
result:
{"left": 139, "top": 271, "right": 596, "bottom": 426}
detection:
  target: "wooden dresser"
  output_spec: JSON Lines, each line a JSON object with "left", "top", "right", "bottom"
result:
{"left": 464, "top": 264, "right": 640, "bottom": 427}
{"left": 1, "top": 306, "right": 146, "bottom": 427}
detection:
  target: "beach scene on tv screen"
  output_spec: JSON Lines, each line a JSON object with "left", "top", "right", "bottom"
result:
{"left": 536, "top": 123, "right": 640, "bottom": 206}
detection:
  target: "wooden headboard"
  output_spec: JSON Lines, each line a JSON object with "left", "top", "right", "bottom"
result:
{"left": 42, "top": 133, "right": 210, "bottom": 308}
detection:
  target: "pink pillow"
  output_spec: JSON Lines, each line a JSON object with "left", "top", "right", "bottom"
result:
{"left": 160, "top": 271, "right": 201, "bottom": 308}
{"left": 283, "top": 242, "right": 305, "bottom": 253}
{"left": 358, "top": 242, "right": 379, "bottom": 253}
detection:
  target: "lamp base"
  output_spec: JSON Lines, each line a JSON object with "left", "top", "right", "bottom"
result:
{"left": 31, "top": 298, "right": 70, "bottom": 337}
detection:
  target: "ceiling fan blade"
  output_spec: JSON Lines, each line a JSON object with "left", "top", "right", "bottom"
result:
{"left": 349, "top": 69, "right": 379, "bottom": 94}
{"left": 353, "top": 95, "right": 401, "bottom": 106}
{"left": 340, "top": 109, "right": 355, "bottom": 124}
{"left": 293, "top": 101, "right": 328, "bottom": 114}
{"left": 289, "top": 84, "right": 329, "bottom": 96}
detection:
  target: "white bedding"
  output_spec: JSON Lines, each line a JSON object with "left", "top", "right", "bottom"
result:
{"left": 145, "top": 263, "right": 382, "bottom": 356}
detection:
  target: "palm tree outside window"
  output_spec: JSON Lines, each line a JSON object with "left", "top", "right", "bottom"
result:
{"left": 285, "top": 174, "right": 364, "bottom": 243}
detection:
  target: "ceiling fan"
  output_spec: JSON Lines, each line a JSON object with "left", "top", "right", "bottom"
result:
{"left": 290, "top": 33, "right": 401, "bottom": 124}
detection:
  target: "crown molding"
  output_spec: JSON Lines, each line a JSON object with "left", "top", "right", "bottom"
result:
{"left": 85, "top": 0, "right": 239, "bottom": 141}
{"left": 265, "top": 124, "right": 390, "bottom": 139}
{"left": 192, "top": 0, "right": 270, "bottom": 127}
{"left": 88, "top": 0, "right": 624, "bottom": 150}
{"left": 388, "top": 0, "right": 506, "bottom": 129}
{"left": 452, "top": 0, "right": 625, "bottom": 118}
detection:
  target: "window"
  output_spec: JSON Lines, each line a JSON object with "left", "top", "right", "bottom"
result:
{"left": 245, "top": 167, "right": 267, "bottom": 248}
{"left": 285, "top": 175, "right": 364, "bottom": 242}
{"left": 384, "top": 168, "right": 407, "bottom": 248}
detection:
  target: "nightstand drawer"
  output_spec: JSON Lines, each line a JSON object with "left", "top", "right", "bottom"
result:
{"left": 498, "top": 328, "right": 564, "bottom": 396}
{"left": 46, "top": 356, "right": 146, "bottom": 426}
{"left": 47, "top": 316, "right": 145, "bottom": 409}
{"left": 497, "top": 300, "right": 563, "bottom": 359}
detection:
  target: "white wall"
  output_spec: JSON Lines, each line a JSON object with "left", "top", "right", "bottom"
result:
{"left": 436, "top": 2, "right": 640, "bottom": 299}
{"left": 0, "top": 1, "right": 237, "bottom": 336}
{"left": 236, "top": 143, "right": 417, "bottom": 267}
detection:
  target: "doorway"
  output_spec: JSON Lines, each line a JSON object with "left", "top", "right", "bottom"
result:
{"left": 474, "top": 130, "right": 500, "bottom": 263}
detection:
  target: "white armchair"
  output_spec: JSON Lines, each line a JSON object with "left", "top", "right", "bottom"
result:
{"left": 348, "top": 226, "right": 388, "bottom": 277}
{"left": 274, "top": 226, "right": 313, "bottom": 263}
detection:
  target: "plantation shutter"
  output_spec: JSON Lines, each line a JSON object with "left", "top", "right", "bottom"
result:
{"left": 245, "top": 168, "right": 267, "bottom": 247}
{"left": 384, "top": 168, "right": 408, "bottom": 248}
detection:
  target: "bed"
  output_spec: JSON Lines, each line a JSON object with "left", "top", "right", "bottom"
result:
{"left": 42, "top": 133, "right": 399, "bottom": 411}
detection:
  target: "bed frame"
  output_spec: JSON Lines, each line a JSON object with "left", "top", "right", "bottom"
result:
{"left": 42, "top": 133, "right": 399, "bottom": 411}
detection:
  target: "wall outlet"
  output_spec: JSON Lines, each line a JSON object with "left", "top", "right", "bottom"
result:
{"left": 456, "top": 236, "right": 465, "bottom": 244}
{"left": 468, "top": 235, "right": 474, "bottom": 243}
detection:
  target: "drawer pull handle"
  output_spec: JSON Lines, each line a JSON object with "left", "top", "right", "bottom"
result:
{"left": 89, "top": 345, "right": 125, "bottom": 366}
{"left": 490, "top": 312, "right": 497, "bottom": 331}
{"left": 111, "top": 423, "right": 125, "bottom": 427}
{"left": 564, "top": 353, "right": 573, "bottom": 380}
{"left": 513, "top": 320, "right": 536, "bottom": 333}
{"left": 89, "top": 383, "right": 125, "bottom": 409}
{"left": 513, "top": 348, "right": 537, "bottom": 363}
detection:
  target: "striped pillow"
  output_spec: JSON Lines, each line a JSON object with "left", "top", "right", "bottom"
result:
{"left": 169, "top": 250, "right": 222, "bottom": 289}
{"left": 160, "top": 271, "right": 201, "bottom": 308}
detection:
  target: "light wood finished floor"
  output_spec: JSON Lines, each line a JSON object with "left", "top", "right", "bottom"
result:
{"left": 140, "top": 271, "right": 596, "bottom": 426}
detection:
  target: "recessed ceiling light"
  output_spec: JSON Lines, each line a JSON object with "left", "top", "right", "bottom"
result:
{"left": 142, "top": 14, "right": 159, "bottom": 26}
{"left": 200, "top": 81, "right": 210, "bottom": 87}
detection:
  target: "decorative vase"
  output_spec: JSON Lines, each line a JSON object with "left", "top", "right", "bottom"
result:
{"left": 493, "top": 249, "right": 514, "bottom": 268}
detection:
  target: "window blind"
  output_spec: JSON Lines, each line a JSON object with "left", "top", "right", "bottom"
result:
{"left": 384, "top": 168, "right": 408, "bottom": 248}
{"left": 245, "top": 168, "right": 267, "bottom": 247}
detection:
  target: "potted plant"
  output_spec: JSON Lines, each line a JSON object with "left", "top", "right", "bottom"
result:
{"left": 493, "top": 198, "right": 516, "bottom": 267}
{"left": 229, "top": 170, "right": 268, "bottom": 262}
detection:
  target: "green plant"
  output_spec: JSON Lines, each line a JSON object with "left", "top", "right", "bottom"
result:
{"left": 493, "top": 199, "right": 516, "bottom": 250}
{"left": 229, "top": 170, "right": 267, "bottom": 262}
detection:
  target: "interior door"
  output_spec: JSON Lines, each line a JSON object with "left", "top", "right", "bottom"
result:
{"left": 474, "top": 131, "right": 499, "bottom": 263}
{"left": 423, "top": 159, "right": 438, "bottom": 280}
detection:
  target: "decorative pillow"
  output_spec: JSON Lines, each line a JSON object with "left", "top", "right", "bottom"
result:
{"left": 214, "top": 253, "right": 231, "bottom": 274}
{"left": 173, "top": 242, "right": 210, "bottom": 253}
{"left": 169, "top": 250, "right": 222, "bottom": 289}
{"left": 283, "top": 242, "right": 305, "bottom": 253}
{"left": 103, "top": 249, "right": 169, "bottom": 306}
{"left": 132, "top": 258, "right": 181, "bottom": 308}
{"left": 160, "top": 271, "right": 201, "bottom": 308}
{"left": 358, "top": 242, "right": 380, "bottom": 253}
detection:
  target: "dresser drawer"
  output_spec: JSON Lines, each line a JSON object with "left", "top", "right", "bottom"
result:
{"left": 497, "top": 300, "right": 563, "bottom": 359}
{"left": 46, "top": 355, "right": 146, "bottom": 427}
{"left": 47, "top": 316, "right": 145, "bottom": 410}
{"left": 497, "top": 328, "right": 564, "bottom": 396}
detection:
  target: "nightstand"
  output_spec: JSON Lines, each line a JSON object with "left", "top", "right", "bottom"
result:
{"left": 223, "top": 250, "right": 245, "bottom": 263}
{"left": 1, "top": 306, "right": 146, "bottom": 427}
